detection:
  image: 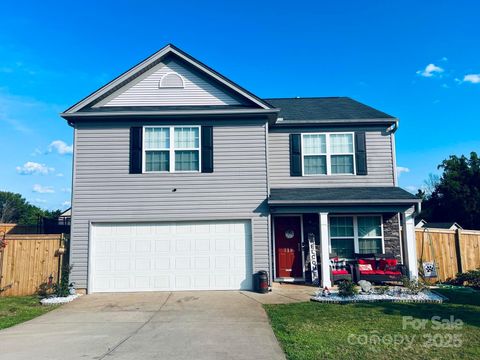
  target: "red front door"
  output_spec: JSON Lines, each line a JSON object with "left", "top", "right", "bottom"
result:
{"left": 274, "top": 216, "right": 303, "bottom": 278}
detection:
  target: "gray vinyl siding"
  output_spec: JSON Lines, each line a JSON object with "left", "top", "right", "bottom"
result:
{"left": 95, "top": 57, "right": 243, "bottom": 107}
{"left": 268, "top": 126, "right": 395, "bottom": 188}
{"left": 70, "top": 119, "right": 269, "bottom": 288}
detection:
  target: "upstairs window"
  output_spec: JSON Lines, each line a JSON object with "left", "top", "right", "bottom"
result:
{"left": 303, "top": 134, "right": 327, "bottom": 175}
{"left": 301, "top": 132, "right": 355, "bottom": 175}
{"left": 144, "top": 126, "right": 200, "bottom": 172}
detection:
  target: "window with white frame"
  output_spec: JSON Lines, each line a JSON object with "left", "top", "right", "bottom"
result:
{"left": 329, "top": 215, "right": 383, "bottom": 258}
{"left": 144, "top": 126, "right": 200, "bottom": 172}
{"left": 302, "top": 132, "right": 355, "bottom": 175}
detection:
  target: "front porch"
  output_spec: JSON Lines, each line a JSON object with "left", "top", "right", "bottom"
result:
{"left": 268, "top": 187, "right": 421, "bottom": 288}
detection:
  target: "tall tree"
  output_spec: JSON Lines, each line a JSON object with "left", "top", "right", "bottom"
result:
{"left": 420, "top": 152, "right": 480, "bottom": 229}
{"left": 0, "top": 191, "right": 60, "bottom": 225}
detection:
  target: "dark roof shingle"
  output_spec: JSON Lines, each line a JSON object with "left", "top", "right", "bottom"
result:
{"left": 263, "top": 97, "right": 394, "bottom": 123}
{"left": 269, "top": 187, "right": 419, "bottom": 204}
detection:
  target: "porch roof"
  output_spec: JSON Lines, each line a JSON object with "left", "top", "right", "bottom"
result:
{"left": 268, "top": 187, "right": 420, "bottom": 210}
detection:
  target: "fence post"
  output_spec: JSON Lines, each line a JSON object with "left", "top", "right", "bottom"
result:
{"left": 0, "top": 231, "right": 5, "bottom": 291}
{"left": 454, "top": 229, "right": 463, "bottom": 274}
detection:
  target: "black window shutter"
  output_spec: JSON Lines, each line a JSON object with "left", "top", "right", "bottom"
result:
{"left": 355, "top": 132, "right": 368, "bottom": 175}
{"left": 130, "top": 127, "right": 143, "bottom": 174}
{"left": 290, "top": 134, "right": 302, "bottom": 176}
{"left": 201, "top": 126, "right": 214, "bottom": 173}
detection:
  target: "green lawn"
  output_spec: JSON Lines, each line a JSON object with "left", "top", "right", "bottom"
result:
{"left": 265, "top": 288, "right": 480, "bottom": 360}
{"left": 0, "top": 296, "right": 58, "bottom": 330}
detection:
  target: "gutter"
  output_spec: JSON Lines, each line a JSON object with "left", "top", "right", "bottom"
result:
{"left": 386, "top": 119, "right": 399, "bottom": 133}
{"left": 272, "top": 117, "right": 397, "bottom": 127}
{"left": 61, "top": 108, "right": 280, "bottom": 121}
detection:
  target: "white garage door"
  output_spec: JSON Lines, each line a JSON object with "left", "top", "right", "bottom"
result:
{"left": 89, "top": 220, "right": 252, "bottom": 292}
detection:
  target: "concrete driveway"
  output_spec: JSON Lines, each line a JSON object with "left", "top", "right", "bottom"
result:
{"left": 0, "top": 291, "right": 287, "bottom": 360}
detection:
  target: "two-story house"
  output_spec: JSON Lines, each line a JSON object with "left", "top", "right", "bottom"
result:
{"left": 61, "top": 44, "right": 420, "bottom": 293}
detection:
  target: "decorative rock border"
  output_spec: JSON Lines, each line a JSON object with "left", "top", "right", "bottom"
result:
{"left": 311, "top": 290, "right": 445, "bottom": 304}
{"left": 40, "top": 294, "right": 81, "bottom": 305}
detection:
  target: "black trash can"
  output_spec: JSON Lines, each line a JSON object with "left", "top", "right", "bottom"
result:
{"left": 254, "top": 270, "right": 269, "bottom": 293}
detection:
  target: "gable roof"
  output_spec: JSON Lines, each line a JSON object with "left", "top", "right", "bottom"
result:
{"left": 264, "top": 97, "right": 396, "bottom": 125}
{"left": 61, "top": 44, "right": 275, "bottom": 118}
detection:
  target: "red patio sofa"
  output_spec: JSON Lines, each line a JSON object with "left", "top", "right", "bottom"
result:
{"left": 353, "top": 253, "right": 406, "bottom": 283}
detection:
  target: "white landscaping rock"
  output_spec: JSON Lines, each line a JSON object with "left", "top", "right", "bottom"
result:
{"left": 40, "top": 294, "right": 81, "bottom": 305}
{"left": 312, "top": 287, "right": 445, "bottom": 304}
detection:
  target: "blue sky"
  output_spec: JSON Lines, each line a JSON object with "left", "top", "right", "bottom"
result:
{"left": 1, "top": 1, "right": 479, "bottom": 210}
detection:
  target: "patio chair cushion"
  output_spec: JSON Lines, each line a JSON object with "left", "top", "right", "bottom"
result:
{"left": 358, "top": 259, "right": 376, "bottom": 268}
{"left": 384, "top": 270, "right": 402, "bottom": 275}
{"left": 330, "top": 258, "right": 348, "bottom": 271}
{"left": 379, "top": 259, "right": 397, "bottom": 270}
{"left": 359, "top": 270, "right": 376, "bottom": 275}
{"left": 358, "top": 263, "right": 373, "bottom": 272}
{"left": 332, "top": 269, "right": 349, "bottom": 275}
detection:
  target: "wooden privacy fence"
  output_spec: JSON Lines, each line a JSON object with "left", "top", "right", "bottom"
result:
{"left": 416, "top": 228, "right": 480, "bottom": 282}
{"left": 0, "top": 234, "right": 65, "bottom": 297}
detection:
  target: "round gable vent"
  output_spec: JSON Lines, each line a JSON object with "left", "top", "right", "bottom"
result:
{"left": 159, "top": 72, "right": 185, "bottom": 88}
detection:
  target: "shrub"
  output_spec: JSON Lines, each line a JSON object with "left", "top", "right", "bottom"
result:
{"left": 338, "top": 280, "right": 358, "bottom": 297}
{"left": 53, "top": 264, "right": 73, "bottom": 297}
{"left": 38, "top": 264, "right": 72, "bottom": 298}
{"left": 401, "top": 276, "right": 427, "bottom": 294}
{"left": 448, "top": 268, "right": 480, "bottom": 289}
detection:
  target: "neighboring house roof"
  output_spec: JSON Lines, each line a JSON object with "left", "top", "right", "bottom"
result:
{"left": 415, "top": 219, "right": 427, "bottom": 228}
{"left": 59, "top": 208, "right": 71, "bottom": 217}
{"left": 269, "top": 187, "right": 420, "bottom": 205}
{"left": 264, "top": 97, "right": 396, "bottom": 125}
{"left": 421, "top": 222, "right": 463, "bottom": 230}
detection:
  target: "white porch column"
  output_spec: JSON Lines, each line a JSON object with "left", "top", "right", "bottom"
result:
{"left": 319, "top": 212, "right": 331, "bottom": 288}
{"left": 402, "top": 207, "right": 418, "bottom": 279}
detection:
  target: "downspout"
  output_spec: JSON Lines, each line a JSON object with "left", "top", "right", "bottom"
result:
{"left": 387, "top": 119, "right": 399, "bottom": 186}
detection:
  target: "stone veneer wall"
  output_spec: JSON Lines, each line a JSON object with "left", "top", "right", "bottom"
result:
{"left": 382, "top": 212, "right": 402, "bottom": 262}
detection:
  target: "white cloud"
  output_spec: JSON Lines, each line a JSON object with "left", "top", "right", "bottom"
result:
{"left": 48, "top": 140, "right": 73, "bottom": 155}
{"left": 463, "top": 74, "right": 480, "bottom": 84}
{"left": 441, "top": 83, "right": 449, "bottom": 89}
{"left": 397, "top": 166, "right": 410, "bottom": 177}
{"left": 61, "top": 187, "right": 71, "bottom": 193}
{"left": 56, "top": 173, "right": 64, "bottom": 177}
{"left": 417, "top": 63, "right": 444, "bottom": 77}
{"left": 33, "top": 198, "right": 47, "bottom": 204}
{"left": 62, "top": 200, "right": 71, "bottom": 207}
{"left": 16, "top": 161, "right": 54, "bottom": 175}
{"left": 441, "top": 57, "right": 448, "bottom": 62}
{"left": 33, "top": 184, "right": 55, "bottom": 193}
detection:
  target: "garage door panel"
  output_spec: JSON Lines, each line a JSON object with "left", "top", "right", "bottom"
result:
{"left": 91, "top": 220, "right": 252, "bottom": 292}
{"left": 135, "top": 240, "right": 152, "bottom": 252}
{"left": 116, "top": 240, "right": 131, "bottom": 252}
{"left": 154, "top": 239, "right": 171, "bottom": 252}
{"left": 114, "top": 257, "right": 131, "bottom": 271}
{"left": 155, "top": 258, "right": 171, "bottom": 270}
